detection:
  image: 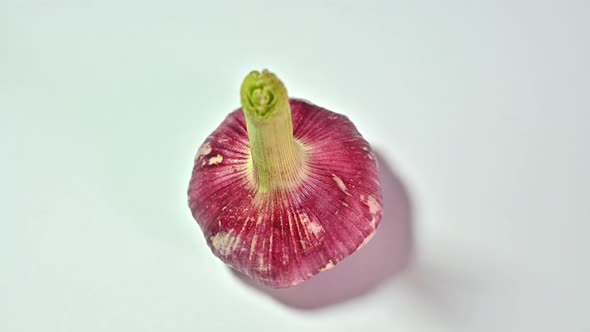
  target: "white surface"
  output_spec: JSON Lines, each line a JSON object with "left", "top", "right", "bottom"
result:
{"left": 1, "top": 1, "right": 589, "bottom": 331}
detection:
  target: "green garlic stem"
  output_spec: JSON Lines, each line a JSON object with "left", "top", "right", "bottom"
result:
{"left": 240, "top": 70, "right": 305, "bottom": 193}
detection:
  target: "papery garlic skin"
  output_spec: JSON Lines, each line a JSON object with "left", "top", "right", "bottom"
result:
{"left": 188, "top": 98, "right": 382, "bottom": 288}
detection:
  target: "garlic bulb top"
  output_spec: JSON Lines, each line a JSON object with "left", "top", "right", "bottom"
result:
{"left": 188, "top": 70, "right": 383, "bottom": 288}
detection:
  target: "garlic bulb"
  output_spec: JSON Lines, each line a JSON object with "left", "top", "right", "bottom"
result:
{"left": 188, "top": 70, "right": 382, "bottom": 288}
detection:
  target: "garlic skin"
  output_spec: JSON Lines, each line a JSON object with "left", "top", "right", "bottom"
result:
{"left": 188, "top": 77, "right": 382, "bottom": 288}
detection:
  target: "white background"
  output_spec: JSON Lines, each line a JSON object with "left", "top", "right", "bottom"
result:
{"left": 1, "top": 1, "right": 589, "bottom": 331}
